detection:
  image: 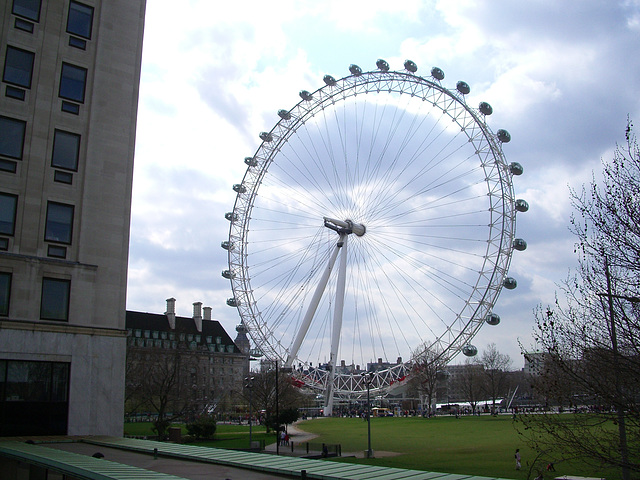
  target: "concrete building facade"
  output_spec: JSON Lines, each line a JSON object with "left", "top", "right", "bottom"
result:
{"left": 126, "top": 299, "right": 250, "bottom": 419}
{"left": 0, "top": 0, "right": 146, "bottom": 436}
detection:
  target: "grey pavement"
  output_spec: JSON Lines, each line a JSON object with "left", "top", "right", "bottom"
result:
{"left": 46, "top": 441, "right": 293, "bottom": 480}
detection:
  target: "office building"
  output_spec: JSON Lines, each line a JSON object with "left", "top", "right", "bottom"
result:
{"left": 0, "top": 0, "right": 146, "bottom": 436}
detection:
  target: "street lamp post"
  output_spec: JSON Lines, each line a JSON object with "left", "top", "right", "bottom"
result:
{"left": 244, "top": 376, "right": 254, "bottom": 447}
{"left": 362, "top": 372, "right": 373, "bottom": 458}
{"left": 275, "top": 361, "right": 280, "bottom": 456}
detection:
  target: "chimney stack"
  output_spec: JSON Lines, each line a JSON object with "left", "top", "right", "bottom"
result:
{"left": 193, "top": 302, "right": 203, "bottom": 332}
{"left": 165, "top": 297, "right": 176, "bottom": 329}
{"left": 203, "top": 306, "right": 212, "bottom": 321}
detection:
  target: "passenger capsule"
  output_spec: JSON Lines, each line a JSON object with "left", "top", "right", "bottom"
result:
{"left": 376, "top": 59, "right": 390, "bottom": 72}
{"left": 233, "top": 184, "right": 246, "bottom": 193}
{"left": 221, "top": 241, "right": 234, "bottom": 251}
{"left": 226, "top": 297, "right": 239, "bottom": 307}
{"left": 244, "top": 157, "right": 258, "bottom": 167}
{"left": 299, "top": 90, "right": 313, "bottom": 101}
{"left": 278, "top": 109, "right": 292, "bottom": 120}
{"left": 404, "top": 60, "right": 418, "bottom": 73}
{"left": 479, "top": 102, "right": 493, "bottom": 115}
{"left": 515, "top": 199, "right": 529, "bottom": 212}
{"left": 259, "top": 132, "right": 273, "bottom": 142}
{"left": 431, "top": 67, "right": 445, "bottom": 80}
{"left": 349, "top": 64, "right": 362, "bottom": 76}
{"left": 486, "top": 313, "right": 501, "bottom": 326}
{"left": 497, "top": 129, "right": 511, "bottom": 143}
{"left": 503, "top": 277, "right": 518, "bottom": 290}
{"left": 456, "top": 81, "right": 470, "bottom": 95}
{"left": 323, "top": 75, "right": 337, "bottom": 86}
{"left": 224, "top": 212, "right": 237, "bottom": 222}
{"left": 463, "top": 344, "right": 478, "bottom": 357}
{"left": 513, "top": 238, "right": 527, "bottom": 251}
{"left": 221, "top": 270, "right": 235, "bottom": 279}
{"left": 509, "top": 162, "right": 524, "bottom": 175}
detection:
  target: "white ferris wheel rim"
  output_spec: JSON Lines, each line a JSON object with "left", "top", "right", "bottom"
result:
{"left": 225, "top": 61, "right": 518, "bottom": 397}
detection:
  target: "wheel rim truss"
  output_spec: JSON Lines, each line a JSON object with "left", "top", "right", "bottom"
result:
{"left": 227, "top": 68, "right": 517, "bottom": 397}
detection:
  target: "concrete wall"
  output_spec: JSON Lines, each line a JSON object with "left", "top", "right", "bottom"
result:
{"left": 0, "top": 0, "right": 146, "bottom": 436}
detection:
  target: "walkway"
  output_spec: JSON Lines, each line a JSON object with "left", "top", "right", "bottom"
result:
{"left": 1, "top": 434, "right": 513, "bottom": 480}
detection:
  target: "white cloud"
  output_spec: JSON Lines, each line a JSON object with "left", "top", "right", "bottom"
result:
{"left": 128, "top": 0, "right": 640, "bottom": 367}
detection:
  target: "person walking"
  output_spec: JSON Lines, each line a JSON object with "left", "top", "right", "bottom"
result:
{"left": 515, "top": 449, "right": 522, "bottom": 470}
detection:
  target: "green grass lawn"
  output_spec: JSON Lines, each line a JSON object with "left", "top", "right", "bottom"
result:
{"left": 125, "top": 416, "right": 615, "bottom": 479}
{"left": 124, "top": 421, "right": 273, "bottom": 450}
{"left": 296, "top": 415, "right": 613, "bottom": 480}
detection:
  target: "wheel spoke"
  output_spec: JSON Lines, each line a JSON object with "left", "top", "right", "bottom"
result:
{"left": 226, "top": 63, "right": 519, "bottom": 402}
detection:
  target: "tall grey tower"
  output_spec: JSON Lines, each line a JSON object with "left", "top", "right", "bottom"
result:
{"left": 0, "top": 0, "right": 146, "bottom": 436}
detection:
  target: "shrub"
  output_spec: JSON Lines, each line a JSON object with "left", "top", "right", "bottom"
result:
{"left": 186, "top": 415, "right": 217, "bottom": 440}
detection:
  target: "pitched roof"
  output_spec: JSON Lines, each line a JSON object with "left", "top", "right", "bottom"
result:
{"left": 125, "top": 310, "right": 241, "bottom": 353}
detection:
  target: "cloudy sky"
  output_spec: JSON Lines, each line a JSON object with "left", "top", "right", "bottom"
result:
{"left": 127, "top": 0, "right": 640, "bottom": 368}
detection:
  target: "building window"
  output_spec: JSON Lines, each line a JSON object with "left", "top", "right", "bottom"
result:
{"left": 3, "top": 46, "right": 35, "bottom": 89}
{"left": 45, "top": 202, "right": 74, "bottom": 244}
{"left": 67, "top": 2, "right": 94, "bottom": 39}
{"left": 51, "top": 130, "right": 80, "bottom": 171}
{"left": 0, "top": 116, "right": 26, "bottom": 160}
{"left": 0, "top": 193, "right": 18, "bottom": 237}
{"left": 0, "top": 360, "right": 69, "bottom": 436}
{"left": 59, "top": 63, "right": 87, "bottom": 103}
{"left": 12, "top": 0, "right": 41, "bottom": 21}
{"left": 40, "top": 277, "right": 70, "bottom": 321}
{"left": 0, "top": 272, "right": 11, "bottom": 316}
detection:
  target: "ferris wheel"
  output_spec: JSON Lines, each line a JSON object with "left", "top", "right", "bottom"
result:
{"left": 223, "top": 59, "right": 528, "bottom": 414}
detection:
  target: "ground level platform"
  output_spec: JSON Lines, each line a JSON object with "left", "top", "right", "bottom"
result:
{"left": 0, "top": 435, "right": 513, "bottom": 480}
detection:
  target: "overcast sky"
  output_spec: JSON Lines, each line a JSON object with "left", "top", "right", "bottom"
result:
{"left": 127, "top": 0, "right": 640, "bottom": 368}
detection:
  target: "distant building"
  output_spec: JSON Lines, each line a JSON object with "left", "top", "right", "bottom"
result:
{"left": 125, "top": 299, "right": 250, "bottom": 416}
{"left": 0, "top": 0, "right": 145, "bottom": 436}
{"left": 523, "top": 352, "right": 547, "bottom": 375}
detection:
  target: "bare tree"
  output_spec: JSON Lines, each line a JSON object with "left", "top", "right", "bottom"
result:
{"left": 518, "top": 119, "right": 640, "bottom": 479}
{"left": 249, "top": 367, "right": 305, "bottom": 432}
{"left": 458, "top": 358, "right": 485, "bottom": 414}
{"left": 479, "top": 343, "right": 512, "bottom": 414}
{"left": 408, "top": 347, "right": 447, "bottom": 416}
{"left": 126, "top": 348, "right": 199, "bottom": 438}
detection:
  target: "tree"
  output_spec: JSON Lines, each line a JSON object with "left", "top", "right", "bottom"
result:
{"left": 248, "top": 366, "right": 305, "bottom": 433}
{"left": 126, "top": 347, "right": 199, "bottom": 439}
{"left": 518, "top": 119, "right": 640, "bottom": 479}
{"left": 408, "top": 347, "right": 447, "bottom": 416}
{"left": 458, "top": 358, "right": 485, "bottom": 414}
{"left": 478, "top": 343, "right": 512, "bottom": 414}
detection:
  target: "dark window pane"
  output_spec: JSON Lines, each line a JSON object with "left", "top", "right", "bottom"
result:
{"left": 0, "top": 116, "right": 26, "bottom": 159}
{"left": 0, "top": 272, "right": 11, "bottom": 316}
{"left": 61, "top": 101, "right": 80, "bottom": 115}
{"left": 47, "top": 244, "right": 67, "bottom": 258}
{"left": 59, "top": 63, "right": 86, "bottom": 103}
{"left": 0, "top": 193, "right": 18, "bottom": 236}
{"left": 67, "top": 1, "right": 94, "bottom": 39}
{"left": 12, "top": 0, "right": 41, "bottom": 21}
{"left": 45, "top": 202, "right": 73, "bottom": 244}
{"left": 52, "top": 130, "right": 80, "bottom": 171}
{"left": 53, "top": 171, "right": 73, "bottom": 184}
{"left": 51, "top": 363, "right": 69, "bottom": 401}
{"left": 14, "top": 18, "right": 34, "bottom": 33}
{"left": 40, "top": 277, "right": 70, "bottom": 321}
{"left": 69, "top": 36, "right": 87, "bottom": 50}
{"left": 5, "top": 85, "right": 26, "bottom": 100}
{"left": 3, "top": 46, "right": 34, "bottom": 88}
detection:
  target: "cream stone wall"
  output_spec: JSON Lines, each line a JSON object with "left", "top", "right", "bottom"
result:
{"left": 0, "top": 0, "right": 146, "bottom": 436}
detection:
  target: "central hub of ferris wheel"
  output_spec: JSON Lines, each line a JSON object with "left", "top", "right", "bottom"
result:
{"left": 323, "top": 217, "right": 366, "bottom": 237}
